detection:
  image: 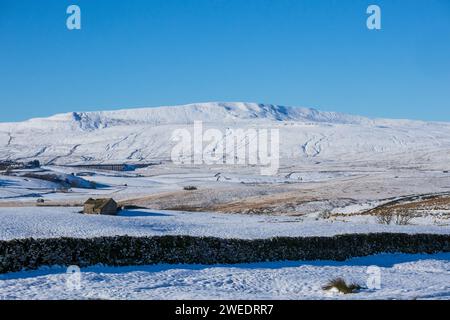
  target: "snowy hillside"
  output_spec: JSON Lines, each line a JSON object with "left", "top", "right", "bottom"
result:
{"left": 1, "top": 102, "right": 450, "bottom": 167}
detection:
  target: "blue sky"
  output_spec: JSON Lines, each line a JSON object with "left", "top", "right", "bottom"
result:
{"left": 0, "top": 0, "right": 449, "bottom": 122}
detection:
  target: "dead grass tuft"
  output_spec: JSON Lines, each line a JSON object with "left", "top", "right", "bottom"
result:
{"left": 322, "top": 277, "right": 362, "bottom": 294}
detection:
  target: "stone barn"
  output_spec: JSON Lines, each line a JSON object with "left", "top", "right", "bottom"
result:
{"left": 83, "top": 198, "right": 118, "bottom": 215}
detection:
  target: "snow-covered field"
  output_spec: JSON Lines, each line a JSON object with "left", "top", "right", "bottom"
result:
{"left": 0, "top": 207, "right": 448, "bottom": 241}
{"left": 1, "top": 253, "right": 449, "bottom": 300}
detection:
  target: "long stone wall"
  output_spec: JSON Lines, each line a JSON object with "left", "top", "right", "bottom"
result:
{"left": 1, "top": 233, "right": 449, "bottom": 273}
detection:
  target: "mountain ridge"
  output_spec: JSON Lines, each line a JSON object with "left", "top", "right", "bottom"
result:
{"left": 1, "top": 102, "right": 377, "bottom": 131}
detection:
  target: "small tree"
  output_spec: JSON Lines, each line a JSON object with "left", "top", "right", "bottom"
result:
{"left": 394, "top": 209, "right": 415, "bottom": 225}
{"left": 376, "top": 210, "right": 393, "bottom": 225}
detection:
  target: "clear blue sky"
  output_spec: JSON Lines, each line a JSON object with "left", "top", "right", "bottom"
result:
{"left": 1, "top": 0, "right": 449, "bottom": 122}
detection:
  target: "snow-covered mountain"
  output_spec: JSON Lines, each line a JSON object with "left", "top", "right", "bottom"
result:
{"left": 1, "top": 102, "right": 450, "bottom": 168}
{"left": 0, "top": 102, "right": 372, "bottom": 131}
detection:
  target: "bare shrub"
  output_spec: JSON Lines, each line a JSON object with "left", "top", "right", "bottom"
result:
{"left": 376, "top": 208, "right": 415, "bottom": 225}
{"left": 318, "top": 210, "right": 332, "bottom": 220}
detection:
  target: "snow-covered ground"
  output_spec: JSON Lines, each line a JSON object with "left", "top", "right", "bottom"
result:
{"left": 1, "top": 253, "right": 449, "bottom": 300}
{"left": 0, "top": 207, "right": 448, "bottom": 241}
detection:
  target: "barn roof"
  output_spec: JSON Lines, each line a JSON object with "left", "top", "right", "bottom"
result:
{"left": 84, "top": 198, "right": 116, "bottom": 210}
